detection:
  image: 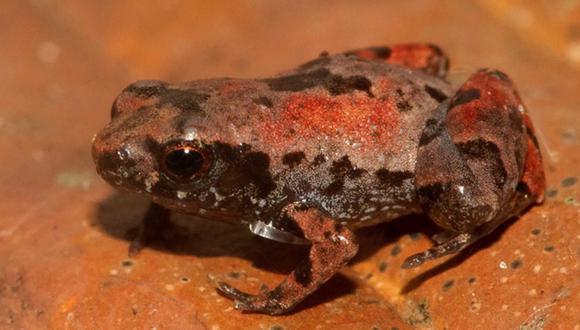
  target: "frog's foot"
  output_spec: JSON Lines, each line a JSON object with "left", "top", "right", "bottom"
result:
{"left": 217, "top": 282, "right": 288, "bottom": 315}
{"left": 128, "top": 202, "right": 171, "bottom": 257}
{"left": 402, "top": 232, "right": 475, "bottom": 269}
{"left": 344, "top": 43, "right": 449, "bottom": 78}
{"left": 218, "top": 205, "right": 359, "bottom": 315}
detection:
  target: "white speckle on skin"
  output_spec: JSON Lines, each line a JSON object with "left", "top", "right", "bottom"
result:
{"left": 499, "top": 261, "right": 508, "bottom": 269}
{"left": 258, "top": 199, "right": 267, "bottom": 208}
{"left": 458, "top": 185, "right": 465, "bottom": 194}
{"left": 199, "top": 208, "right": 207, "bottom": 215}
{"left": 144, "top": 172, "right": 159, "bottom": 193}
{"left": 183, "top": 128, "right": 197, "bottom": 141}
{"left": 518, "top": 104, "right": 526, "bottom": 113}
{"left": 209, "top": 186, "right": 225, "bottom": 203}
{"left": 364, "top": 207, "right": 377, "bottom": 214}
{"left": 380, "top": 205, "right": 390, "bottom": 211}
{"left": 177, "top": 191, "right": 188, "bottom": 200}
{"left": 360, "top": 215, "right": 372, "bottom": 221}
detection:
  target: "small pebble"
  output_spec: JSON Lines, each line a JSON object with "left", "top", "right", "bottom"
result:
{"left": 546, "top": 189, "right": 558, "bottom": 198}
{"left": 510, "top": 259, "right": 523, "bottom": 269}
{"left": 390, "top": 244, "right": 401, "bottom": 257}
{"left": 378, "top": 261, "right": 388, "bottom": 272}
{"left": 561, "top": 177, "right": 577, "bottom": 187}
{"left": 543, "top": 245, "right": 555, "bottom": 253}
{"left": 442, "top": 279, "right": 454, "bottom": 291}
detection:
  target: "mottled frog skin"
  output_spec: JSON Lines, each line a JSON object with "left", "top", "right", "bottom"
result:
{"left": 92, "top": 44, "right": 545, "bottom": 315}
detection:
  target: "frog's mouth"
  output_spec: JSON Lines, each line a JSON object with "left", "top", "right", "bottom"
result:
{"left": 249, "top": 221, "right": 310, "bottom": 245}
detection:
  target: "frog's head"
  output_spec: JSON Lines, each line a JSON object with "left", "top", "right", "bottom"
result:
{"left": 92, "top": 80, "right": 276, "bottom": 218}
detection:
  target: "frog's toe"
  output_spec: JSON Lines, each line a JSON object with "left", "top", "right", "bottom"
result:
{"left": 401, "top": 250, "right": 432, "bottom": 269}
{"left": 216, "top": 281, "right": 256, "bottom": 304}
{"left": 216, "top": 281, "right": 287, "bottom": 315}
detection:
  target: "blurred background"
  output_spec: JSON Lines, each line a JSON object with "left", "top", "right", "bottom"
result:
{"left": 1, "top": 1, "right": 578, "bottom": 329}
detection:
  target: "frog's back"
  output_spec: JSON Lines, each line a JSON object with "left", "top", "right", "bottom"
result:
{"left": 174, "top": 54, "right": 454, "bottom": 226}
{"left": 195, "top": 54, "right": 454, "bottom": 172}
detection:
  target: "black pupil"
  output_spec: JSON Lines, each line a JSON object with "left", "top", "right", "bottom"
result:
{"left": 164, "top": 148, "right": 204, "bottom": 178}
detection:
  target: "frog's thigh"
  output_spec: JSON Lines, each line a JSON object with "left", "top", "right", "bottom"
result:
{"left": 416, "top": 69, "right": 529, "bottom": 234}
{"left": 343, "top": 43, "right": 449, "bottom": 77}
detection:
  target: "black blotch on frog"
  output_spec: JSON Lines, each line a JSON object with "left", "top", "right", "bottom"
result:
{"left": 323, "top": 179, "right": 344, "bottom": 196}
{"left": 263, "top": 68, "right": 374, "bottom": 97}
{"left": 282, "top": 151, "right": 306, "bottom": 168}
{"left": 419, "top": 118, "right": 444, "bottom": 147}
{"left": 311, "top": 154, "right": 327, "bottom": 167}
{"left": 330, "top": 156, "right": 365, "bottom": 180}
{"left": 424, "top": 85, "right": 448, "bottom": 103}
{"left": 450, "top": 88, "right": 480, "bottom": 108}
{"left": 375, "top": 169, "right": 414, "bottom": 187}
{"left": 159, "top": 89, "right": 210, "bottom": 112}
{"left": 125, "top": 83, "right": 210, "bottom": 113}
{"left": 455, "top": 139, "right": 507, "bottom": 188}
{"left": 213, "top": 142, "right": 277, "bottom": 198}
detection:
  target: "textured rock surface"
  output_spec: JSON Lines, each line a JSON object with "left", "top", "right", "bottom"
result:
{"left": 0, "top": 1, "right": 578, "bottom": 329}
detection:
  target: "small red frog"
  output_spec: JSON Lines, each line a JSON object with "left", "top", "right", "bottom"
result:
{"left": 92, "top": 43, "right": 545, "bottom": 315}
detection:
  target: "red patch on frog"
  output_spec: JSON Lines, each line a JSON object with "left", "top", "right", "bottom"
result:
{"left": 255, "top": 93, "right": 400, "bottom": 153}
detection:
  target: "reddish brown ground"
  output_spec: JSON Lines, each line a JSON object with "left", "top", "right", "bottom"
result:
{"left": 0, "top": 1, "right": 578, "bottom": 329}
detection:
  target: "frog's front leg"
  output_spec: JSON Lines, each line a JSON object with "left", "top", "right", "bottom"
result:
{"left": 344, "top": 43, "right": 449, "bottom": 78}
{"left": 218, "top": 205, "right": 359, "bottom": 315}
{"left": 405, "top": 68, "right": 545, "bottom": 268}
{"left": 128, "top": 202, "right": 171, "bottom": 257}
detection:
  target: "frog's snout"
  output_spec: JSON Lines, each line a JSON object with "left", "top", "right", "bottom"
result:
{"left": 92, "top": 131, "right": 147, "bottom": 192}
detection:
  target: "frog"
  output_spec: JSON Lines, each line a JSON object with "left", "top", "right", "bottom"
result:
{"left": 92, "top": 43, "right": 546, "bottom": 315}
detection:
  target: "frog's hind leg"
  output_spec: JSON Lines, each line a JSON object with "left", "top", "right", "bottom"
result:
{"left": 344, "top": 43, "right": 449, "bottom": 78}
{"left": 218, "top": 205, "right": 358, "bottom": 315}
{"left": 407, "top": 68, "right": 545, "bottom": 268}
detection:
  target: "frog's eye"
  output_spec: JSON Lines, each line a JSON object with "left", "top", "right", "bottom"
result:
{"left": 161, "top": 145, "right": 210, "bottom": 181}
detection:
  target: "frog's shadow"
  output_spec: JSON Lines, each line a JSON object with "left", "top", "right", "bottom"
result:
{"left": 93, "top": 192, "right": 516, "bottom": 303}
